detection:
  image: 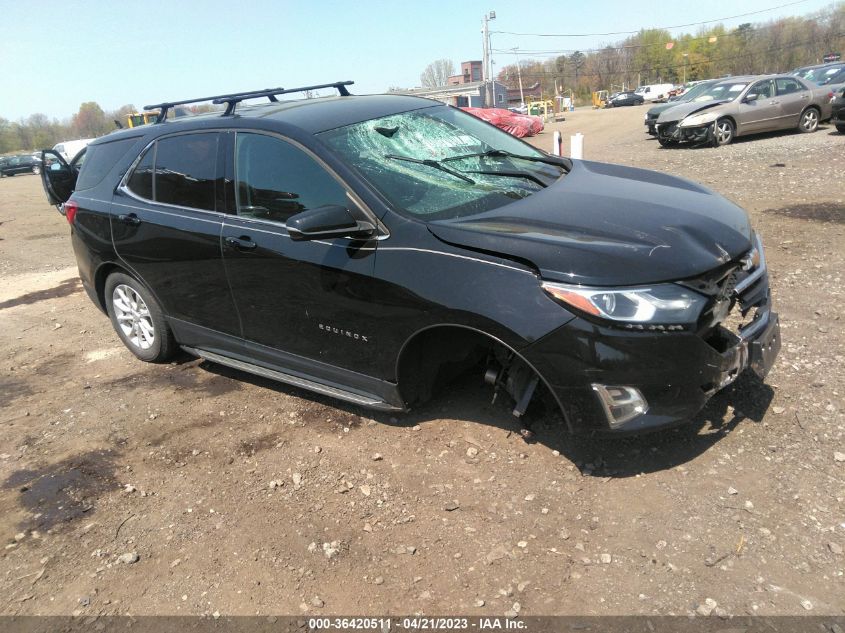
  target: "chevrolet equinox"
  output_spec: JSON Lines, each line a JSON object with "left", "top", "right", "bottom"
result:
{"left": 40, "top": 81, "right": 781, "bottom": 434}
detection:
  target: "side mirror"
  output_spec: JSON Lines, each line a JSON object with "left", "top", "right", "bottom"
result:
{"left": 744, "top": 93, "right": 759, "bottom": 102}
{"left": 286, "top": 205, "right": 376, "bottom": 241}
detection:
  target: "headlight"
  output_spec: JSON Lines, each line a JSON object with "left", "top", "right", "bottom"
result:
{"left": 680, "top": 113, "right": 717, "bottom": 127}
{"left": 541, "top": 281, "right": 707, "bottom": 330}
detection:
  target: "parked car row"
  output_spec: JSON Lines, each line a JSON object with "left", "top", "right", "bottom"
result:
{"left": 0, "top": 153, "right": 41, "bottom": 177}
{"left": 645, "top": 73, "right": 835, "bottom": 148}
{"left": 2, "top": 138, "right": 95, "bottom": 180}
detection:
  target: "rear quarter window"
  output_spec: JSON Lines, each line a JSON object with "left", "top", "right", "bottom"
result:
{"left": 76, "top": 138, "right": 139, "bottom": 191}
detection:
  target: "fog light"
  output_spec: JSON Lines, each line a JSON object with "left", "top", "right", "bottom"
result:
{"left": 591, "top": 384, "right": 648, "bottom": 428}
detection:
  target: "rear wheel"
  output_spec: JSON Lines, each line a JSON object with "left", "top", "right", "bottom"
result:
{"left": 798, "top": 108, "right": 819, "bottom": 133}
{"left": 712, "top": 118, "right": 734, "bottom": 147}
{"left": 104, "top": 272, "right": 175, "bottom": 362}
{"left": 32, "top": 165, "right": 41, "bottom": 175}
{"left": 836, "top": 123, "right": 845, "bottom": 134}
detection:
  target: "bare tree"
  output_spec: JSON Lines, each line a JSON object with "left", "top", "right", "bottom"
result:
{"left": 420, "top": 59, "right": 456, "bottom": 88}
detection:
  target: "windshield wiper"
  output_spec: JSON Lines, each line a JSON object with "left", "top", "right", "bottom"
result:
{"left": 384, "top": 154, "right": 476, "bottom": 184}
{"left": 463, "top": 169, "right": 548, "bottom": 187}
{"left": 441, "top": 148, "right": 568, "bottom": 168}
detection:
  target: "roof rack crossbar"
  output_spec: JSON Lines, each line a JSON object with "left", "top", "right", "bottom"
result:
{"left": 144, "top": 87, "right": 285, "bottom": 123}
{"left": 211, "top": 81, "right": 355, "bottom": 116}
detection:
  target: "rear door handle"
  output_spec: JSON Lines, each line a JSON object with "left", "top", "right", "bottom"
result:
{"left": 224, "top": 235, "right": 257, "bottom": 251}
{"left": 118, "top": 213, "right": 141, "bottom": 226}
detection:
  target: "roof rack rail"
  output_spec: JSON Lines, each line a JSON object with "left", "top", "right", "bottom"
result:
{"left": 212, "top": 81, "right": 355, "bottom": 115}
{"left": 143, "top": 87, "right": 285, "bottom": 123}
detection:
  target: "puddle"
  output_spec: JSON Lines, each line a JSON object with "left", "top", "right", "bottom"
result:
{"left": 765, "top": 202, "right": 845, "bottom": 224}
{"left": 3, "top": 450, "right": 119, "bottom": 531}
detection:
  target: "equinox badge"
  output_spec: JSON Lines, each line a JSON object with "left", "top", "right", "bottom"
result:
{"left": 319, "top": 323, "right": 369, "bottom": 343}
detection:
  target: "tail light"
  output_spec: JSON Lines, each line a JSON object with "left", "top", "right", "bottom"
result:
{"left": 64, "top": 200, "right": 79, "bottom": 225}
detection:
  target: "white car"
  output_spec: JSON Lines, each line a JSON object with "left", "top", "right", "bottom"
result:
{"left": 634, "top": 83, "right": 676, "bottom": 102}
{"left": 52, "top": 138, "right": 95, "bottom": 162}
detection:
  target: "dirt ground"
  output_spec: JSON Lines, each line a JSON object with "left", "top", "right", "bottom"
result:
{"left": 0, "top": 105, "right": 843, "bottom": 619}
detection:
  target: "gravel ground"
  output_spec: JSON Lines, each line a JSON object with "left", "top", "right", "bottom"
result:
{"left": 0, "top": 105, "right": 843, "bottom": 618}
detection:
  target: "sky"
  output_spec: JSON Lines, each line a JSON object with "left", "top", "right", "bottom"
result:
{"left": 0, "top": 0, "right": 838, "bottom": 121}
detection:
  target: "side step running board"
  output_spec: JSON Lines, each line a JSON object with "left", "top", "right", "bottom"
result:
{"left": 182, "top": 346, "right": 402, "bottom": 411}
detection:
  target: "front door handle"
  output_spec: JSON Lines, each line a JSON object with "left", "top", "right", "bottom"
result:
{"left": 225, "top": 235, "right": 258, "bottom": 251}
{"left": 118, "top": 213, "right": 141, "bottom": 226}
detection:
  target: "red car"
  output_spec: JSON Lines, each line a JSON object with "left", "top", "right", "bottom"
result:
{"left": 461, "top": 107, "right": 544, "bottom": 138}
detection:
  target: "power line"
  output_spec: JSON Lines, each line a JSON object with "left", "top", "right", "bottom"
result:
{"left": 490, "top": 21, "right": 782, "bottom": 57}
{"left": 490, "top": 0, "right": 810, "bottom": 38}
{"left": 499, "top": 31, "right": 844, "bottom": 82}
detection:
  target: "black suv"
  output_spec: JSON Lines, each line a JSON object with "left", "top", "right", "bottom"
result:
{"left": 40, "top": 81, "right": 780, "bottom": 434}
{"left": 1, "top": 153, "right": 41, "bottom": 177}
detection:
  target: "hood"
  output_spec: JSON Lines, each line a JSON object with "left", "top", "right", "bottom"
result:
{"left": 646, "top": 102, "right": 676, "bottom": 117}
{"left": 656, "top": 99, "right": 731, "bottom": 124}
{"left": 427, "top": 160, "right": 752, "bottom": 286}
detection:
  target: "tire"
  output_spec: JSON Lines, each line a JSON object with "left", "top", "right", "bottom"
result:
{"left": 32, "top": 165, "right": 41, "bottom": 175}
{"left": 104, "top": 272, "right": 176, "bottom": 363}
{"left": 836, "top": 123, "right": 845, "bottom": 134}
{"left": 657, "top": 136, "right": 678, "bottom": 148}
{"left": 798, "top": 107, "right": 819, "bottom": 133}
{"left": 712, "top": 118, "right": 734, "bottom": 147}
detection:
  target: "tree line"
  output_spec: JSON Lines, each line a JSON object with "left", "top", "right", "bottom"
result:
{"left": 495, "top": 3, "right": 845, "bottom": 102}
{"left": 0, "top": 100, "right": 229, "bottom": 156}
{"left": 0, "top": 102, "right": 142, "bottom": 155}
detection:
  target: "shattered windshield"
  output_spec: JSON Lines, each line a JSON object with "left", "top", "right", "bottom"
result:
{"left": 318, "top": 105, "right": 566, "bottom": 220}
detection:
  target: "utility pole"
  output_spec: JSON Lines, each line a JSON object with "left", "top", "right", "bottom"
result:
{"left": 682, "top": 53, "right": 689, "bottom": 84}
{"left": 511, "top": 46, "right": 525, "bottom": 108}
{"left": 482, "top": 11, "right": 496, "bottom": 107}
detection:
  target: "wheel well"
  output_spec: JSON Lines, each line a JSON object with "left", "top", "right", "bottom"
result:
{"left": 395, "top": 325, "right": 568, "bottom": 425}
{"left": 801, "top": 104, "right": 821, "bottom": 115}
{"left": 717, "top": 115, "right": 737, "bottom": 130}
{"left": 94, "top": 263, "right": 130, "bottom": 312}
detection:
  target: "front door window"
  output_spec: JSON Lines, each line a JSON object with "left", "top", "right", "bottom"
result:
{"left": 234, "top": 133, "right": 348, "bottom": 224}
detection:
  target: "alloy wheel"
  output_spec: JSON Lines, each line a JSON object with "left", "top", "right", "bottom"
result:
{"left": 112, "top": 284, "right": 155, "bottom": 350}
{"left": 715, "top": 120, "right": 733, "bottom": 145}
{"left": 800, "top": 109, "right": 818, "bottom": 132}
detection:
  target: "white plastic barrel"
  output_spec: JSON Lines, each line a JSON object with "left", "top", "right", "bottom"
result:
{"left": 571, "top": 133, "right": 584, "bottom": 159}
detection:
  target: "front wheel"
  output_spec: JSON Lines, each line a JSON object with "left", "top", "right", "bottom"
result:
{"left": 798, "top": 108, "right": 819, "bottom": 133}
{"left": 836, "top": 123, "right": 845, "bottom": 134}
{"left": 104, "top": 272, "right": 176, "bottom": 363}
{"left": 657, "top": 136, "right": 678, "bottom": 148}
{"left": 712, "top": 118, "right": 734, "bottom": 147}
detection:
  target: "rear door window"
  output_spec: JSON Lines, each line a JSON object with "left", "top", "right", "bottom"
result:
{"left": 775, "top": 78, "right": 804, "bottom": 95}
{"left": 154, "top": 133, "right": 219, "bottom": 211}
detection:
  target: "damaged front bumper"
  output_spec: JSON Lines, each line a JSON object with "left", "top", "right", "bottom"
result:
{"left": 522, "top": 238, "right": 781, "bottom": 434}
{"left": 655, "top": 120, "right": 714, "bottom": 144}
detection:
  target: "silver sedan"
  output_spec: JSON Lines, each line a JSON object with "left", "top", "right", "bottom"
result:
{"left": 654, "top": 74, "right": 832, "bottom": 147}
